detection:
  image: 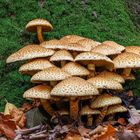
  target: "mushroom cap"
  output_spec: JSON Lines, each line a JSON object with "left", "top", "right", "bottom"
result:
{"left": 31, "top": 67, "right": 71, "bottom": 83}
{"left": 106, "top": 105, "right": 127, "bottom": 115}
{"left": 90, "top": 94, "right": 122, "bottom": 108}
{"left": 62, "top": 62, "right": 90, "bottom": 76}
{"left": 6, "top": 45, "right": 55, "bottom": 63}
{"left": 91, "top": 44, "right": 121, "bottom": 56}
{"left": 26, "top": 18, "right": 53, "bottom": 32}
{"left": 81, "top": 105, "right": 101, "bottom": 115}
{"left": 50, "top": 50, "right": 74, "bottom": 62}
{"left": 60, "top": 35, "right": 85, "bottom": 43}
{"left": 75, "top": 52, "right": 114, "bottom": 68}
{"left": 97, "top": 71, "right": 125, "bottom": 83}
{"left": 121, "top": 74, "right": 135, "bottom": 80}
{"left": 77, "top": 38, "right": 101, "bottom": 51}
{"left": 125, "top": 46, "right": 140, "bottom": 55}
{"left": 51, "top": 77, "right": 99, "bottom": 97}
{"left": 113, "top": 52, "right": 140, "bottom": 69}
{"left": 23, "top": 85, "right": 51, "bottom": 99}
{"left": 103, "top": 41, "right": 125, "bottom": 52}
{"left": 19, "top": 58, "right": 54, "bottom": 75}
{"left": 87, "top": 77, "right": 123, "bottom": 90}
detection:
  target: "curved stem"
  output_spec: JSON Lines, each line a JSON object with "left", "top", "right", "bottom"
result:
{"left": 87, "top": 64, "right": 95, "bottom": 78}
{"left": 123, "top": 68, "right": 131, "bottom": 76}
{"left": 37, "top": 26, "right": 44, "bottom": 43}
{"left": 40, "top": 99, "right": 55, "bottom": 116}
{"left": 61, "top": 61, "right": 66, "bottom": 67}
{"left": 87, "top": 115, "right": 93, "bottom": 126}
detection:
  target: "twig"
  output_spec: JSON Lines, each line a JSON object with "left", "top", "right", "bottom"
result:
{"left": 30, "top": 134, "right": 48, "bottom": 140}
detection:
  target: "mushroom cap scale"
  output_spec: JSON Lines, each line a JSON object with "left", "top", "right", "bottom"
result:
{"left": 31, "top": 67, "right": 71, "bottom": 83}
{"left": 106, "top": 105, "right": 127, "bottom": 115}
{"left": 50, "top": 50, "right": 74, "bottom": 62}
{"left": 62, "top": 62, "right": 90, "bottom": 76}
{"left": 96, "top": 71, "right": 125, "bottom": 83}
{"left": 23, "top": 85, "right": 51, "bottom": 99}
{"left": 90, "top": 94, "right": 122, "bottom": 108}
{"left": 87, "top": 77, "right": 123, "bottom": 90}
{"left": 113, "top": 52, "right": 140, "bottom": 69}
{"left": 26, "top": 18, "right": 53, "bottom": 32}
{"left": 6, "top": 45, "right": 55, "bottom": 63}
{"left": 125, "top": 46, "right": 140, "bottom": 55}
{"left": 51, "top": 77, "right": 99, "bottom": 97}
{"left": 19, "top": 58, "right": 54, "bottom": 75}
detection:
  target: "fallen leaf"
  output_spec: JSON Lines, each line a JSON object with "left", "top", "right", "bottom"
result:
{"left": 64, "top": 132, "right": 82, "bottom": 140}
{"left": 78, "top": 126, "right": 90, "bottom": 138}
{"left": 4, "top": 102, "right": 17, "bottom": 115}
{"left": 21, "top": 102, "right": 33, "bottom": 112}
{"left": 117, "top": 118, "right": 126, "bottom": 125}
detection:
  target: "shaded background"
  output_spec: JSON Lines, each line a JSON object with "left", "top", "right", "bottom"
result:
{"left": 0, "top": 0, "right": 140, "bottom": 111}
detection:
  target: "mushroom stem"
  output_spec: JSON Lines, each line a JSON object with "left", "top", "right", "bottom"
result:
{"left": 61, "top": 61, "right": 66, "bottom": 67}
{"left": 123, "top": 68, "right": 131, "bottom": 76}
{"left": 40, "top": 99, "right": 55, "bottom": 116}
{"left": 87, "top": 64, "right": 95, "bottom": 78}
{"left": 87, "top": 115, "right": 93, "bottom": 126}
{"left": 96, "top": 106, "right": 108, "bottom": 125}
{"left": 73, "top": 52, "right": 78, "bottom": 57}
{"left": 108, "top": 114, "right": 114, "bottom": 121}
{"left": 70, "top": 97, "right": 79, "bottom": 120}
{"left": 37, "top": 26, "right": 44, "bottom": 43}
{"left": 50, "top": 81, "right": 57, "bottom": 87}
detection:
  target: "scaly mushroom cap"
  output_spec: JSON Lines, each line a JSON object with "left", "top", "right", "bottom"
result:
{"left": 103, "top": 41, "right": 125, "bottom": 52}
{"left": 31, "top": 67, "right": 71, "bottom": 83}
{"left": 77, "top": 38, "right": 101, "bottom": 51}
{"left": 60, "top": 35, "right": 85, "bottom": 43}
{"left": 19, "top": 58, "right": 54, "bottom": 75}
{"left": 51, "top": 77, "right": 99, "bottom": 97}
{"left": 50, "top": 50, "right": 74, "bottom": 62}
{"left": 90, "top": 94, "right": 122, "bottom": 108}
{"left": 106, "top": 105, "right": 127, "bottom": 115}
{"left": 41, "top": 39, "right": 66, "bottom": 50}
{"left": 81, "top": 105, "right": 101, "bottom": 115}
{"left": 75, "top": 52, "right": 114, "bottom": 68}
{"left": 97, "top": 71, "right": 125, "bottom": 83}
{"left": 26, "top": 18, "right": 53, "bottom": 32}
{"left": 113, "top": 52, "right": 140, "bottom": 69}
{"left": 87, "top": 77, "right": 123, "bottom": 90}
{"left": 62, "top": 62, "right": 90, "bottom": 76}
{"left": 125, "top": 46, "right": 140, "bottom": 55}
{"left": 23, "top": 85, "right": 51, "bottom": 99}
{"left": 91, "top": 44, "right": 121, "bottom": 56}
{"left": 6, "top": 45, "right": 55, "bottom": 63}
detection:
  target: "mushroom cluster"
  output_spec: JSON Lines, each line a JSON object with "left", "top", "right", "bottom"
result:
{"left": 6, "top": 18, "right": 140, "bottom": 126}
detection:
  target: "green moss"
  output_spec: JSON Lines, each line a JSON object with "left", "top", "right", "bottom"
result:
{"left": 0, "top": 0, "right": 140, "bottom": 111}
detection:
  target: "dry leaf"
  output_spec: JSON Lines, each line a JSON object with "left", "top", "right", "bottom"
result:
{"left": 4, "top": 102, "right": 17, "bottom": 115}
{"left": 21, "top": 102, "right": 33, "bottom": 112}
{"left": 64, "top": 132, "right": 82, "bottom": 140}
{"left": 117, "top": 118, "right": 126, "bottom": 125}
{"left": 78, "top": 125, "right": 90, "bottom": 138}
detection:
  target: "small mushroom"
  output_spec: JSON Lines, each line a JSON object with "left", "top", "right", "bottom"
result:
{"left": 23, "top": 85, "right": 56, "bottom": 116}
{"left": 62, "top": 62, "right": 90, "bottom": 77}
{"left": 90, "top": 94, "right": 122, "bottom": 124}
{"left": 31, "top": 67, "right": 71, "bottom": 86}
{"left": 6, "top": 45, "right": 55, "bottom": 63}
{"left": 50, "top": 50, "right": 74, "bottom": 67}
{"left": 51, "top": 77, "right": 99, "bottom": 120}
{"left": 96, "top": 71, "right": 125, "bottom": 83}
{"left": 81, "top": 105, "right": 100, "bottom": 126}
{"left": 113, "top": 52, "right": 140, "bottom": 76}
{"left": 125, "top": 46, "right": 140, "bottom": 55}
{"left": 26, "top": 19, "right": 53, "bottom": 43}
{"left": 19, "top": 58, "right": 55, "bottom": 75}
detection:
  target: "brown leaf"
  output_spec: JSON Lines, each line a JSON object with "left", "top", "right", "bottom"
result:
{"left": 64, "top": 132, "right": 82, "bottom": 140}
{"left": 78, "top": 125, "right": 90, "bottom": 138}
{"left": 117, "top": 118, "right": 126, "bottom": 125}
{"left": 21, "top": 102, "right": 33, "bottom": 112}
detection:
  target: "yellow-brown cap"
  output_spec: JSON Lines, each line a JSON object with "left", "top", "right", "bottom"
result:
{"left": 62, "top": 62, "right": 90, "bottom": 76}
{"left": 31, "top": 67, "right": 71, "bottom": 83}
{"left": 26, "top": 18, "right": 53, "bottom": 32}
{"left": 51, "top": 77, "right": 99, "bottom": 97}
{"left": 6, "top": 45, "right": 55, "bottom": 63}
{"left": 90, "top": 94, "right": 122, "bottom": 108}
{"left": 125, "top": 46, "right": 140, "bottom": 55}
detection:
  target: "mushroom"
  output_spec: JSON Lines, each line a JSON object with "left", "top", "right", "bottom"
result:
{"left": 62, "top": 62, "right": 90, "bottom": 77}
{"left": 26, "top": 19, "right": 53, "bottom": 43}
{"left": 31, "top": 66, "right": 71, "bottom": 86}
{"left": 125, "top": 46, "right": 140, "bottom": 55}
{"left": 50, "top": 50, "right": 74, "bottom": 67}
{"left": 6, "top": 45, "right": 55, "bottom": 63}
{"left": 19, "top": 58, "right": 55, "bottom": 75}
{"left": 103, "top": 41, "right": 125, "bottom": 52}
{"left": 51, "top": 77, "right": 99, "bottom": 120}
{"left": 113, "top": 52, "right": 140, "bottom": 76}
{"left": 96, "top": 71, "right": 125, "bottom": 84}
{"left": 23, "top": 85, "right": 56, "bottom": 116}
{"left": 60, "top": 35, "right": 85, "bottom": 43}
{"left": 121, "top": 74, "right": 135, "bottom": 80}
{"left": 81, "top": 105, "right": 100, "bottom": 126}
{"left": 90, "top": 94, "right": 122, "bottom": 124}
{"left": 75, "top": 52, "right": 114, "bottom": 77}
{"left": 77, "top": 38, "right": 101, "bottom": 51}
